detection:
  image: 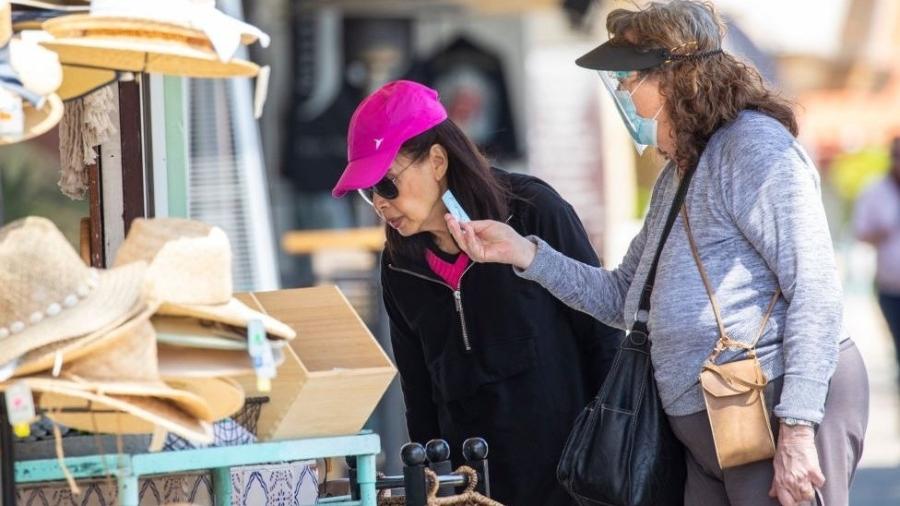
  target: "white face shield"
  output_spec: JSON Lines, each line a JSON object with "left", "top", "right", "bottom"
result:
{"left": 597, "top": 70, "right": 658, "bottom": 155}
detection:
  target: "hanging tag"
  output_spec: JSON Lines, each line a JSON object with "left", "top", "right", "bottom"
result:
{"left": 247, "top": 319, "right": 276, "bottom": 392}
{"left": 5, "top": 381, "right": 36, "bottom": 437}
{"left": 253, "top": 65, "right": 270, "bottom": 120}
{"left": 0, "top": 87, "right": 25, "bottom": 137}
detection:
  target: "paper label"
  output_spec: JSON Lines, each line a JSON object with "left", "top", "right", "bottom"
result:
{"left": 247, "top": 319, "right": 276, "bottom": 381}
{"left": 5, "top": 382, "right": 36, "bottom": 426}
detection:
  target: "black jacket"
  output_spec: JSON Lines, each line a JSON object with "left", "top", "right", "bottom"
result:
{"left": 381, "top": 170, "right": 623, "bottom": 506}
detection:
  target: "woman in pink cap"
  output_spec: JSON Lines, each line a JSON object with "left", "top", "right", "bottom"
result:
{"left": 333, "top": 80, "right": 622, "bottom": 505}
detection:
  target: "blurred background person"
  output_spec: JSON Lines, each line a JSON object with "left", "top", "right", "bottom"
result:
{"left": 853, "top": 136, "right": 900, "bottom": 386}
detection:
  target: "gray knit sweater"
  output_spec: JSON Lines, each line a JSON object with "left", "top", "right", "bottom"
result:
{"left": 517, "top": 110, "right": 845, "bottom": 423}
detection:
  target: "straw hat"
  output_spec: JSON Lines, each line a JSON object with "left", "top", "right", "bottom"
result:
{"left": 157, "top": 341, "right": 286, "bottom": 378}
{"left": 21, "top": 316, "right": 214, "bottom": 419}
{"left": 10, "top": 2, "right": 121, "bottom": 101}
{"left": 36, "top": 388, "right": 213, "bottom": 443}
{"left": 39, "top": 0, "right": 268, "bottom": 78}
{"left": 14, "top": 315, "right": 218, "bottom": 442}
{"left": 163, "top": 376, "right": 245, "bottom": 423}
{"left": 0, "top": 217, "right": 147, "bottom": 368}
{"left": 11, "top": 300, "right": 149, "bottom": 376}
{"left": 55, "top": 64, "right": 115, "bottom": 100}
{"left": 114, "top": 217, "right": 296, "bottom": 340}
{"left": 0, "top": 1, "right": 64, "bottom": 145}
{"left": 11, "top": 0, "right": 88, "bottom": 10}
{"left": 153, "top": 315, "right": 290, "bottom": 350}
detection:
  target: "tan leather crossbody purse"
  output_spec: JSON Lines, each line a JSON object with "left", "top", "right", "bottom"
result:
{"left": 682, "top": 207, "right": 780, "bottom": 469}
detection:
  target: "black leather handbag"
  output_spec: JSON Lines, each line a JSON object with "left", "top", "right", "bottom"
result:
{"left": 557, "top": 167, "right": 693, "bottom": 506}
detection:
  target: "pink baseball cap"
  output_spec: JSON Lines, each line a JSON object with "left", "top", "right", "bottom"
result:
{"left": 332, "top": 80, "right": 448, "bottom": 198}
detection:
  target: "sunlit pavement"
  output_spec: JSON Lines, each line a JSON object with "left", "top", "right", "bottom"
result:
{"left": 843, "top": 244, "right": 900, "bottom": 504}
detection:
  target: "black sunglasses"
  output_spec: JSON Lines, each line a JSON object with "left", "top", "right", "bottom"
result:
{"left": 357, "top": 159, "right": 415, "bottom": 206}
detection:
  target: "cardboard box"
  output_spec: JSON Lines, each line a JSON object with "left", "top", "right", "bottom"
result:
{"left": 235, "top": 286, "right": 396, "bottom": 440}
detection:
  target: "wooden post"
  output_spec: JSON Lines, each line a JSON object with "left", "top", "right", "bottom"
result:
{"left": 118, "top": 79, "right": 146, "bottom": 236}
{"left": 0, "top": 393, "right": 16, "bottom": 506}
{"left": 87, "top": 159, "right": 105, "bottom": 268}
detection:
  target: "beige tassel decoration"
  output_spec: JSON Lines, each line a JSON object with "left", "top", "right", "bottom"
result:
{"left": 57, "top": 84, "right": 117, "bottom": 200}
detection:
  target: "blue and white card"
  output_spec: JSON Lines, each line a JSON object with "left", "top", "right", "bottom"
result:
{"left": 442, "top": 190, "right": 471, "bottom": 223}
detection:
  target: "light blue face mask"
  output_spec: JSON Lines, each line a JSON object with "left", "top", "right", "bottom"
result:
{"left": 599, "top": 71, "right": 663, "bottom": 155}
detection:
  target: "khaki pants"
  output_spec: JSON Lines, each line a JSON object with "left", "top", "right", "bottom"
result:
{"left": 668, "top": 339, "right": 869, "bottom": 506}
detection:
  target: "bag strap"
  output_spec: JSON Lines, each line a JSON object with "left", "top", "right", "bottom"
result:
{"left": 632, "top": 165, "right": 696, "bottom": 335}
{"left": 680, "top": 205, "right": 781, "bottom": 362}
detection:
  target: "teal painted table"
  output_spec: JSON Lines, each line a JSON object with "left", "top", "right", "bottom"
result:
{"left": 14, "top": 433, "right": 381, "bottom": 506}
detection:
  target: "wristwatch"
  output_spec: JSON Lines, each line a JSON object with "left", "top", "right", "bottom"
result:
{"left": 780, "top": 417, "right": 816, "bottom": 428}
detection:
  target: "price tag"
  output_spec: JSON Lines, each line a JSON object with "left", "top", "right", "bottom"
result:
{"left": 247, "top": 319, "right": 276, "bottom": 392}
{"left": 5, "top": 382, "right": 36, "bottom": 437}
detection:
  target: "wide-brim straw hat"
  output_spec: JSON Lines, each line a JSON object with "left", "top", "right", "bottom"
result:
{"left": 56, "top": 64, "right": 116, "bottom": 101}
{"left": 11, "top": 300, "right": 150, "bottom": 377}
{"left": 0, "top": 2, "right": 64, "bottom": 144}
{"left": 16, "top": 316, "right": 215, "bottom": 422}
{"left": 39, "top": 0, "right": 268, "bottom": 78}
{"left": 158, "top": 298, "right": 295, "bottom": 341}
{"left": 158, "top": 342, "right": 285, "bottom": 378}
{"left": 153, "top": 314, "right": 248, "bottom": 349}
{"left": 39, "top": 28, "right": 258, "bottom": 77}
{"left": 0, "top": 91, "right": 63, "bottom": 144}
{"left": 10, "top": 4, "right": 119, "bottom": 101}
{"left": 11, "top": 0, "right": 88, "bottom": 11}
{"left": 35, "top": 385, "right": 214, "bottom": 443}
{"left": 0, "top": 217, "right": 148, "bottom": 367}
{"left": 114, "top": 217, "right": 296, "bottom": 340}
{"left": 163, "top": 376, "right": 245, "bottom": 422}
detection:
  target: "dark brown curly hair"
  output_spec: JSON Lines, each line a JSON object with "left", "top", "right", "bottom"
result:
{"left": 606, "top": 0, "right": 798, "bottom": 172}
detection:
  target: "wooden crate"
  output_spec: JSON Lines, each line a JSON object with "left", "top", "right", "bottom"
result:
{"left": 234, "top": 286, "right": 396, "bottom": 440}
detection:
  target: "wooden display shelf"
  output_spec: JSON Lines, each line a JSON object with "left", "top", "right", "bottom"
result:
{"left": 235, "top": 285, "right": 396, "bottom": 441}
{"left": 281, "top": 227, "right": 385, "bottom": 255}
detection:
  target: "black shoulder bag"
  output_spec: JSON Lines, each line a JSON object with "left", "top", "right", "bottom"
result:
{"left": 557, "top": 166, "right": 694, "bottom": 506}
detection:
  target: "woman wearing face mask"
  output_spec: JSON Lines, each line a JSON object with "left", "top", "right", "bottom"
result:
{"left": 445, "top": 2, "right": 869, "bottom": 505}
{"left": 331, "top": 80, "right": 622, "bottom": 506}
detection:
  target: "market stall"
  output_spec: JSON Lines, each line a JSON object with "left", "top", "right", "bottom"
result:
{"left": 0, "top": 1, "right": 510, "bottom": 504}
{"left": 0, "top": 1, "right": 398, "bottom": 504}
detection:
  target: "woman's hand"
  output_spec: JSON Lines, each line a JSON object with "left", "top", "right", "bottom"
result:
{"left": 769, "top": 424, "right": 825, "bottom": 506}
{"left": 445, "top": 214, "right": 537, "bottom": 270}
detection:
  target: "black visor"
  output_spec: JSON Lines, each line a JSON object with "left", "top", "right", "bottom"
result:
{"left": 576, "top": 40, "right": 723, "bottom": 72}
{"left": 575, "top": 41, "right": 671, "bottom": 71}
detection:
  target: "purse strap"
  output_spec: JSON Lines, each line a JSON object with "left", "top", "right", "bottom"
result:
{"left": 680, "top": 206, "right": 781, "bottom": 363}
{"left": 632, "top": 165, "right": 697, "bottom": 336}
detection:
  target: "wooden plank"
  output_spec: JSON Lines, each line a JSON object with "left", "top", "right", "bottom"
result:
{"left": 87, "top": 158, "right": 105, "bottom": 268}
{"left": 118, "top": 79, "right": 146, "bottom": 235}
{"left": 79, "top": 217, "right": 91, "bottom": 265}
{"left": 281, "top": 227, "right": 386, "bottom": 255}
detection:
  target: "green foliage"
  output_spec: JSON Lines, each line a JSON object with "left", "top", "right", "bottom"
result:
{"left": 0, "top": 144, "right": 88, "bottom": 245}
